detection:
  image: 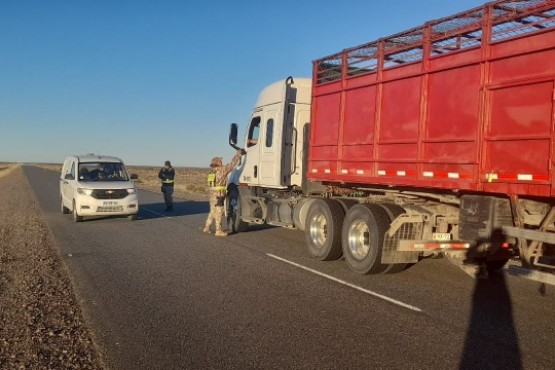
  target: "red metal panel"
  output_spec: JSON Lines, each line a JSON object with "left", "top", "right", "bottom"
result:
{"left": 379, "top": 77, "right": 421, "bottom": 142}
{"left": 422, "top": 142, "right": 477, "bottom": 164}
{"left": 311, "top": 92, "right": 340, "bottom": 146}
{"left": 429, "top": 48, "right": 481, "bottom": 70}
{"left": 377, "top": 143, "right": 418, "bottom": 161}
{"left": 342, "top": 86, "right": 376, "bottom": 145}
{"left": 487, "top": 81, "right": 553, "bottom": 138}
{"left": 426, "top": 65, "right": 481, "bottom": 141}
{"left": 308, "top": 0, "right": 555, "bottom": 198}
{"left": 342, "top": 144, "right": 374, "bottom": 161}
{"left": 482, "top": 81, "right": 553, "bottom": 188}
{"left": 490, "top": 49, "right": 555, "bottom": 84}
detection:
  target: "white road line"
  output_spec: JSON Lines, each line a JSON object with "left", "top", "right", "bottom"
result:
{"left": 266, "top": 254, "right": 423, "bottom": 313}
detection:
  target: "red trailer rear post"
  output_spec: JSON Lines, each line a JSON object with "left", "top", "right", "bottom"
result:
{"left": 229, "top": 0, "right": 555, "bottom": 284}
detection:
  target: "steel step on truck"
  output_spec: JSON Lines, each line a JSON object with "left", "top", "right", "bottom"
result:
{"left": 227, "top": 0, "right": 555, "bottom": 284}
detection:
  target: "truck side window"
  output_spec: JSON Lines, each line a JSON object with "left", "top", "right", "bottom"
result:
{"left": 265, "top": 119, "right": 273, "bottom": 148}
{"left": 247, "top": 117, "right": 261, "bottom": 147}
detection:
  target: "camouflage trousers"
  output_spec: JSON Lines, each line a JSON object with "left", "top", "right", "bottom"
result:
{"left": 204, "top": 195, "right": 224, "bottom": 232}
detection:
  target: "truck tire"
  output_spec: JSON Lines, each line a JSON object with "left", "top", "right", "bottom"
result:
{"left": 379, "top": 203, "right": 410, "bottom": 274}
{"left": 226, "top": 185, "right": 248, "bottom": 234}
{"left": 72, "top": 200, "right": 83, "bottom": 223}
{"left": 342, "top": 204, "right": 390, "bottom": 274}
{"left": 305, "top": 199, "right": 344, "bottom": 261}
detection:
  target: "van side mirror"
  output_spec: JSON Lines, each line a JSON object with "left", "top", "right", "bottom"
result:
{"left": 130, "top": 174, "right": 138, "bottom": 180}
{"left": 64, "top": 173, "right": 74, "bottom": 180}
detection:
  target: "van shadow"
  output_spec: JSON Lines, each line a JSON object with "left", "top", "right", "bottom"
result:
{"left": 138, "top": 200, "right": 209, "bottom": 220}
{"left": 459, "top": 270, "right": 523, "bottom": 370}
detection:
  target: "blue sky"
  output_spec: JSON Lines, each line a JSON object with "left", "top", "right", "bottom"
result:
{"left": 1, "top": 0, "right": 486, "bottom": 167}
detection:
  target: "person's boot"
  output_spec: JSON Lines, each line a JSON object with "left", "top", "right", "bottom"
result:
{"left": 215, "top": 230, "right": 227, "bottom": 237}
{"left": 202, "top": 226, "right": 211, "bottom": 234}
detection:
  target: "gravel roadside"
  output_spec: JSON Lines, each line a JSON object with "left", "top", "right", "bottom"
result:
{"left": 0, "top": 166, "right": 103, "bottom": 369}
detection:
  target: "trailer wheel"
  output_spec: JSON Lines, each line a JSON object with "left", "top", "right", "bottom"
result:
{"left": 342, "top": 204, "right": 390, "bottom": 274}
{"left": 379, "top": 204, "right": 411, "bottom": 274}
{"left": 305, "top": 199, "right": 344, "bottom": 261}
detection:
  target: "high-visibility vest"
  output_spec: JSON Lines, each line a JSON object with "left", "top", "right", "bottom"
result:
{"left": 207, "top": 172, "right": 216, "bottom": 187}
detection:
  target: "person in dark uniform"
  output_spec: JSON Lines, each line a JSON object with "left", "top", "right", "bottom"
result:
{"left": 158, "top": 160, "right": 175, "bottom": 211}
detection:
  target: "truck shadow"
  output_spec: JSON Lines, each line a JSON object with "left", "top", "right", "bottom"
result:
{"left": 459, "top": 270, "right": 523, "bottom": 369}
{"left": 138, "top": 201, "right": 210, "bottom": 219}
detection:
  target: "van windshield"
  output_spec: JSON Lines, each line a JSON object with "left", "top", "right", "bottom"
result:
{"left": 78, "top": 162, "right": 129, "bottom": 182}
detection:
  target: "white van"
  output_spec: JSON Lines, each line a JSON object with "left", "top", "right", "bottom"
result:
{"left": 60, "top": 155, "right": 139, "bottom": 222}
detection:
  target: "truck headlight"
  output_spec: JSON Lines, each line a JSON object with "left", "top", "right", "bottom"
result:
{"left": 127, "top": 188, "right": 137, "bottom": 194}
{"left": 77, "top": 188, "right": 93, "bottom": 196}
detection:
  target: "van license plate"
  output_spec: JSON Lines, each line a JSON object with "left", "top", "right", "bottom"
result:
{"left": 103, "top": 201, "right": 118, "bottom": 206}
{"left": 433, "top": 233, "right": 451, "bottom": 241}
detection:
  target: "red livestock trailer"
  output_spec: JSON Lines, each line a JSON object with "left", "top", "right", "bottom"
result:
{"left": 229, "top": 0, "right": 555, "bottom": 283}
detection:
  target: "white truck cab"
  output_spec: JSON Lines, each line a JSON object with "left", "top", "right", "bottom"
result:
{"left": 59, "top": 154, "right": 139, "bottom": 222}
{"left": 237, "top": 77, "right": 312, "bottom": 189}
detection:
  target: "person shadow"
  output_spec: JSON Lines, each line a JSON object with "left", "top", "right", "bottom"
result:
{"left": 138, "top": 200, "right": 210, "bottom": 220}
{"left": 459, "top": 268, "right": 523, "bottom": 370}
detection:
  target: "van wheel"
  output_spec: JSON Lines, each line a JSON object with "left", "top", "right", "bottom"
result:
{"left": 128, "top": 214, "right": 138, "bottom": 221}
{"left": 342, "top": 204, "right": 390, "bottom": 274}
{"left": 305, "top": 199, "right": 344, "bottom": 261}
{"left": 61, "top": 198, "right": 70, "bottom": 214}
{"left": 72, "top": 201, "right": 83, "bottom": 222}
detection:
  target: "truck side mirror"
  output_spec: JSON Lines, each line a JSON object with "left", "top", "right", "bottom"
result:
{"left": 229, "top": 123, "right": 238, "bottom": 146}
{"left": 64, "top": 173, "right": 74, "bottom": 180}
{"left": 130, "top": 174, "right": 138, "bottom": 180}
{"left": 229, "top": 123, "right": 242, "bottom": 151}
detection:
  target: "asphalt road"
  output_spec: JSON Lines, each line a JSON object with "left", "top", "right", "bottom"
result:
{"left": 24, "top": 166, "right": 555, "bottom": 370}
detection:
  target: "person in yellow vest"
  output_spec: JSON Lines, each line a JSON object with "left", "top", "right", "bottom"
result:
{"left": 158, "top": 160, "right": 175, "bottom": 211}
{"left": 203, "top": 150, "right": 243, "bottom": 236}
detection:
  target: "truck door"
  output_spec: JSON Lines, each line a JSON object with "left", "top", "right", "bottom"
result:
{"left": 482, "top": 80, "right": 554, "bottom": 193}
{"left": 241, "top": 107, "right": 283, "bottom": 187}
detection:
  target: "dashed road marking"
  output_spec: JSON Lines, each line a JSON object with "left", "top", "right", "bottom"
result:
{"left": 266, "top": 254, "right": 423, "bottom": 313}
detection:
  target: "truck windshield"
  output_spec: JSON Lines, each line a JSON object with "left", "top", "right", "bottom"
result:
{"left": 78, "top": 162, "right": 129, "bottom": 182}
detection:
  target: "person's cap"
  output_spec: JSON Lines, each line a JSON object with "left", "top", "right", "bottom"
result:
{"left": 210, "top": 157, "right": 223, "bottom": 168}
{"left": 165, "top": 160, "right": 171, "bottom": 166}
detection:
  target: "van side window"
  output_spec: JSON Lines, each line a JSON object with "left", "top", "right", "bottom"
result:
{"left": 265, "top": 119, "right": 274, "bottom": 148}
{"left": 247, "top": 117, "right": 261, "bottom": 147}
{"left": 70, "top": 162, "right": 76, "bottom": 179}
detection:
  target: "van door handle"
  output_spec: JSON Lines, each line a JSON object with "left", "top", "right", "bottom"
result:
{"left": 254, "top": 165, "right": 258, "bottom": 178}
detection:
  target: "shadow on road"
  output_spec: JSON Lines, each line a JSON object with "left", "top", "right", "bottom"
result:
{"left": 139, "top": 201, "right": 209, "bottom": 219}
{"left": 459, "top": 270, "right": 523, "bottom": 369}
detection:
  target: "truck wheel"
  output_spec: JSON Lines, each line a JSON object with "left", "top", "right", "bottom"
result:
{"left": 305, "top": 199, "right": 344, "bottom": 261}
{"left": 72, "top": 200, "right": 83, "bottom": 223}
{"left": 128, "top": 214, "right": 138, "bottom": 221}
{"left": 342, "top": 204, "right": 390, "bottom": 274}
{"left": 61, "top": 198, "right": 70, "bottom": 214}
{"left": 379, "top": 204, "right": 410, "bottom": 274}
{"left": 226, "top": 188, "right": 248, "bottom": 234}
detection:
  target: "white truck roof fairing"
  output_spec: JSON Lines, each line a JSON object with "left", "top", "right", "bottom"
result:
{"left": 254, "top": 78, "right": 312, "bottom": 109}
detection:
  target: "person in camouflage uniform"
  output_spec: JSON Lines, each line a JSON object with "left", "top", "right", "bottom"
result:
{"left": 203, "top": 150, "right": 243, "bottom": 237}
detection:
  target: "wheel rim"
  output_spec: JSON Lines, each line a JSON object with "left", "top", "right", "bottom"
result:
{"left": 347, "top": 219, "right": 370, "bottom": 260}
{"left": 309, "top": 213, "right": 327, "bottom": 248}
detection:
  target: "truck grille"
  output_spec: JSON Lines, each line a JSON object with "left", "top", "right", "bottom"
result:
{"left": 91, "top": 189, "right": 128, "bottom": 200}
